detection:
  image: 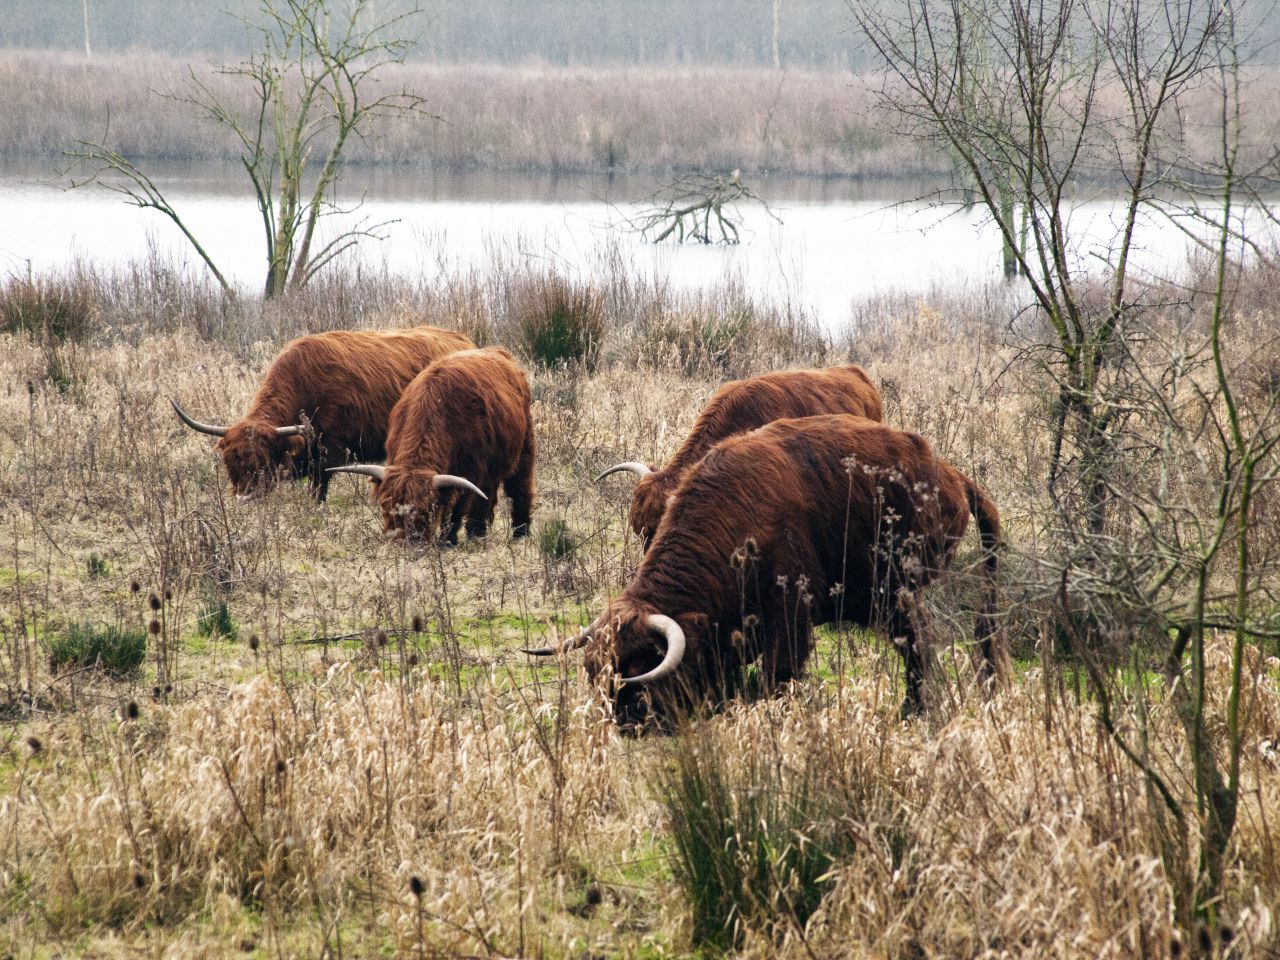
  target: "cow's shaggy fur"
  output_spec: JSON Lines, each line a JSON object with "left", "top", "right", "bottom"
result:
{"left": 363, "top": 347, "right": 536, "bottom": 543}
{"left": 194, "top": 327, "right": 474, "bottom": 500}
{"left": 585, "top": 414, "right": 1002, "bottom": 726}
{"left": 620, "top": 365, "right": 884, "bottom": 548}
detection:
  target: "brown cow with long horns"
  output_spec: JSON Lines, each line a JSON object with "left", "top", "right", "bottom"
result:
{"left": 596, "top": 365, "right": 883, "bottom": 550}
{"left": 172, "top": 326, "right": 474, "bottom": 501}
{"left": 530, "top": 414, "right": 1002, "bottom": 727}
{"left": 329, "top": 347, "right": 535, "bottom": 543}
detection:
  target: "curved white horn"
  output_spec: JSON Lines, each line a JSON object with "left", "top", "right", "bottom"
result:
{"left": 171, "top": 398, "right": 228, "bottom": 437}
{"left": 274, "top": 424, "right": 307, "bottom": 437}
{"left": 594, "top": 462, "right": 653, "bottom": 483}
{"left": 432, "top": 474, "right": 488, "bottom": 499}
{"left": 521, "top": 627, "right": 593, "bottom": 657}
{"left": 619, "top": 614, "right": 686, "bottom": 686}
{"left": 326, "top": 464, "right": 387, "bottom": 481}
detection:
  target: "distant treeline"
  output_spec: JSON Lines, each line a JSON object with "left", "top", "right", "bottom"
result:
{"left": 3, "top": 0, "right": 875, "bottom": 69}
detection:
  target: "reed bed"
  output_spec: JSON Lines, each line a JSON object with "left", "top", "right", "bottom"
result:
{"left": 0, "top": 253, "right": 1278, "bottom": 956}
{"left": 8, "top": 50, "right": 1280, "bottom": 182}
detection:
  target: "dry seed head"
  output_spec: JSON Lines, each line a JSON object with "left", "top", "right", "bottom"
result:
{"left": 130, "top": 580, "right": 141, "bottom": 594}
{"left": 148, "top": 619, "right": 161, "bottom": 635}
{"left": 163, "top": 589, "right": 173, "bottom": 601}
{"left": 411, "top": 614, "right": 424, "bottom": 633}
{"left": 248, "top": 633, "right": 260, "bottom": 652}
{"left": 376, "top": 629, "right": 388, "bottom": 647}
{"left": 148, "top": 592, "right": 162, "bottom": 611}
{"left": 133, "top": 872, "right": 146, "bottom": 890}
{"left": 25, "top": 736, "right": 42, "bottom": 754}
{"left": 409, "top": 875, "right": 425, "bottom": 897}
{"left": 124, "top": 700, "right": 139, "bottom": 721}
{"left": 407, "top": 653, "right": 419, "bottom": 667}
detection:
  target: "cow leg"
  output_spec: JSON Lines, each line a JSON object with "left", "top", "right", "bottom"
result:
{"left": 759, "top": 619, "right": 810, "bottom": 694}
{"left": 313, "top": 465, "right": 331, "bottom": 502}
{"left": 308, "top": 443, "right": 336, "bottom": 502}
{"left": 888, "top": 610, "right": 927, "bottom": 718}
{"left": 506, "top": 430, "right": 536, "bottom": 539}
{"left": 465, "top": 490, "right": 495, "bottom": 540}
{"left": 442, "top": 494, "right": 466, "bottom": 546}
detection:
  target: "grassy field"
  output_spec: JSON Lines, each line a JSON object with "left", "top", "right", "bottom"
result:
{"left": 1, "top": 250, "right": 1279, "bottom": 958}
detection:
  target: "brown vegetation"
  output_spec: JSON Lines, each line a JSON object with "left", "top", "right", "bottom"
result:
{"left": 6, "top": 50, "right": 1280, "bottom": 181}
{"left": 0, "top": 252, "right": 1278, "bottom": 956}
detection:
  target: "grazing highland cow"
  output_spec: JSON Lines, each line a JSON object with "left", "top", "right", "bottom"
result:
{"left": 329, "top": 347, "right": 535, "bottom": 543}
{"left": 596, "top": 365, "right": 883, "bottom": 549}
{"left": 172, "top": 326, "right": 474, "bottom": 501}
{"left": 531, "top": 414, "right": 1001, "bottom": 727}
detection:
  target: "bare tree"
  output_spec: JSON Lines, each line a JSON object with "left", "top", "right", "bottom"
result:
{"left": 70, "top": 0, "right": 430, "bottom": 298}
{"left": 628, "top": 170, "right": 777, "bottom": 245}
{"left": 853, "top": 0, "right": 1280, "bottom": 941}
{"left": 851, "top": 0, "right": 1224, "bottom": 538}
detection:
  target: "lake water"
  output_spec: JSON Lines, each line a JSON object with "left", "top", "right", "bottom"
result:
{"left": 1, "top": 160, "right": 1266, "bottom": 332}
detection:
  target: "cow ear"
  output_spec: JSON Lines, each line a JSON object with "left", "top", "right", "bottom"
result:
{"left": 682, "top": 612, "right": 711, "bottom": 633}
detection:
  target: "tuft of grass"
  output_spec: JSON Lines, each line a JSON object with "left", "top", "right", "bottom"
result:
{"left": 657, "top": 723, "right": 854, "bottom": 950}
{"left": 0, "top": 274, "right": 95, "bottom": 342}
{"left": 514, "top": 274, "right": 604, "bottom": 369}
{"left": 48, "top": 623, "right": 147, "bottom": 676}
{"left": 195, "top": 598, "right": 237, "bottom": 640}
{"left": 537, "top": 519, "right": 578, "bottom": 561}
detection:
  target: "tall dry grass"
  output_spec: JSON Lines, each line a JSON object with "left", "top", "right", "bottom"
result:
{"left": 0, "top": 253, "right": 1278, "bottom": 956}
{"left": 8, "top": 50, "right": 1280, "bottom": 180}
{"left": 0, "top": 49, "right": 962, "bottom": 177}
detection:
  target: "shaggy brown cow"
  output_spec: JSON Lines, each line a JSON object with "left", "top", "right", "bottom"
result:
{"left": 530, "top": 414, "right": 1000, "bottom": 727}
{"left": 173, "top": 326, "right": 474, "bottom": 501}
{"left": 329, "top": 347, "right": 535, "bottom": 543}
{"left": 596, "top": 365, "right": 883, "bottom": 549}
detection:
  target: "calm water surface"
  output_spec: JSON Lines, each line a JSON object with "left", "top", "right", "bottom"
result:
{"left": 0, "top": 160, "right": 1258, "bottom": 332}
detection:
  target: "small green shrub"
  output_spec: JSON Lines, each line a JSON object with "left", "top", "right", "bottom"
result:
{"left": 537, "top": 519, "right": 578, "bottom": 560}
{"left": 48, "top": 623, "right": 147, "bottom": 676}
{"left": 658, "top": 726, "right": 853, "bottom": 950}
{"left": 196, "top": 599, "right": 237, "bottom": 640}
{"left": 515, "top": 274, "right": 604, "bottom": 369}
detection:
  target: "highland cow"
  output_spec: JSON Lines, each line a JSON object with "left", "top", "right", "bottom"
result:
{"left": 329, "top": 347, "right": 535, "bottom": 543}
{"left": 531, "top": 414, "right": 1001, "bottom": 727}
{"left": 596, "top": 365, "right": 883, "bottom": 549}
{"left": 173, "top": 326, "right": 474, "bottom": 501}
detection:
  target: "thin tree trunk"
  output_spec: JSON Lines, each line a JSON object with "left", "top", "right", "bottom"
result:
{"left": 82, "top": 0, "right": 92, "bottom": 58}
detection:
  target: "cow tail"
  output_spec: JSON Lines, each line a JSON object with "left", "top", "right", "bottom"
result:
{"left": 965, "top": 478, "right": 1006, "bottom": 687}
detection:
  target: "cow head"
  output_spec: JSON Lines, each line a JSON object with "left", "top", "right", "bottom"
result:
{"left": 172, "top": 400, "right": 307, "bottom": 499}
{"left": 524, "top": 601, "right": 711, "bottom": 731}
{"left": 595, "top": 462, "right": 669, "bottom": 549}
{"left": 327, "top": 464, "right": 486, "bottom": 539}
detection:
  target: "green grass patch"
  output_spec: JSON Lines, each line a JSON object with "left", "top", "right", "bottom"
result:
{"left": 657, "top": 725, "right": 854, "bottom": 951}
{"left": 195, "top": 598, "right": 237, "bottom": 641}
{"left": 48, "top": 623, "right": 146, "bottom": 676}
